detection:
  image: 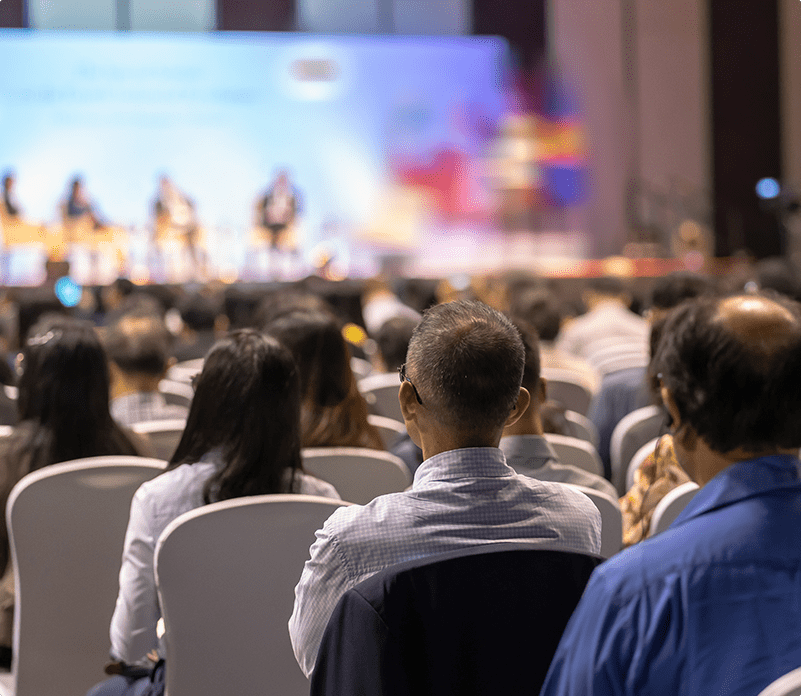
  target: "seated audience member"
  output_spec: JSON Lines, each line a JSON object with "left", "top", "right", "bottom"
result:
{"left": 620, "top": 433, "right": 689, "bottom": 546}
{"left": 541, "top": 292, "right": 801, "bottom": 695}
{"left": 500, "top": 320, "right": 617, "bottom": 498}
{"left": 96, "top": 331, "right": 339, "bottom": 696}
{"left": 104, "top": 314, "right": 189, "bottom": 427}
{"left": 361, "top": 278, "right": 422, "bottom": 337}
{"left": 555, "top": 275, "right": 648, "bottom": 370}
{"left": 0, "top": 317, "right": 144, "bottom": 667}
{"left": 589, "top": 271, "right": 714, "bottom": 477}
{"left": 374, "top": 315, "right": 419, "bottom": 373}
{"left": 172, "top": 292, "right": 227, "bottom": 362}
{"left": 512, "top": 288, "right": 598, "bottom": 392}
{"left": 289, "top": 300, "right": 601, "bottom": 678}
{"left": 266, "top": 311, "right": 384, "bottom": 450}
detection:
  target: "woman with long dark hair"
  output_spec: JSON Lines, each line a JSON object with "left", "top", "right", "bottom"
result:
{"left": 265, "top": 311, "right": 383, "bottom": 450}
{"left": 106, "top": 330, "right": 338, "bottom": 681}
{"left": 0, "top": 316, "right": 144, "bottom": 666}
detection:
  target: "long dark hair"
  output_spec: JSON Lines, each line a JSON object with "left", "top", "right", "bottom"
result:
{"left": 266, "top": 311, "right": 383, "bottom": 450}
{"left": 13, "top": 315, "right": 141, "bottom": 472}
{"left": 167, "top": 329, "right": 303, "bottom": 503}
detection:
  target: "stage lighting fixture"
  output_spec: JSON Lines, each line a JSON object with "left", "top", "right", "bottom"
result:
{"left": 756, "top": 177, "right": 781, "bottom": 200}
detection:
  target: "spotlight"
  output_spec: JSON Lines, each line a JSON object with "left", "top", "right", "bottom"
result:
{"left": 756, "top": 177, "right": 781, "bottom": 200}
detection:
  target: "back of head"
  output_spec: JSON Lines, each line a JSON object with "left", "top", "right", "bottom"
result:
{"left": 507, "top": 317, "right": 541, "bottom": 394}
{"left": 650, "top": 271, "right": 715, "bottom": 312}
{"left": 751, "top": 257, "right": 800, "bottom": 300}
{"left": 266, "top": 310, "right": 351, "bottom": 408}
{"left": 407, "top": 301, "right": 525, "bottom": 432}
{"left": 655, "top": 292, "right": 801, "bottom": 453}
{"left": 179, "top": 293, "right": 219, "bottom": 332}
{"left": 105, "top": 314, "right": 172, "bottom": 377}
{"left": 511, "top": 289, "right": 562, "bottom": 342}
{"left": 17, "top": 316, "right": 138, "bottom": 469}
{"left": 169, "top": 329, "right": 302, "bottom": 502}
{"left": 376, "top": 316, "right": 419, "bottom": 373}
{"left": 587, "top": 275, "right": 625, "bottom": 298}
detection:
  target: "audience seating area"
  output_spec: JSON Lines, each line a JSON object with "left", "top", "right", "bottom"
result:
{"left": 4, "top": 457, "right": 165, "bottom": 696}
{"left": 155, "top": 494, "right": 347, "bottom": 696}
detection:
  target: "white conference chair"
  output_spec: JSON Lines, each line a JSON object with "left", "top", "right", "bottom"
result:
{"left": 358, "top": 372, "right": 403, "bottom": 423}
{"left": 610, "top": 405, "right": 665, "bottom": 495}
{"left": 132, "top": 419, "right": 187, "bottom": 461}
{"left": 758, "top": 666, "right": 801, "bottom": 696}
{"left": 625, "top": 437, "right": 661, "bottom": 492}
{"left": 0, "top": 426, "right": 12, "bottom": 439}
{"left": 367, "top": 415, "right": 407, "bottom": 449}
{"left": 6, "top": 456, "right": 165, "bottom": 696}
{"left": 166, "top": 358, "right": 204, "bottom": 384}
{"left": 541, "top": 367, "right": 595, "bottom": 416}
{"left": 302, "top": 448, "right": 411, "bottom": 505}
{"left": 648, "top": 481, "right": 700, "bottom": 537}
{"left": 155, "top": 494, "right": 347, "bottom": 696}
{"left": 350, "top": 357, "right": 373, "bottom": 381}
{"left": 158, "top": 379, "right": 195, "bottom": 409}
{"left": 543, "top": 434, "right": 604, "bottom": 477}
{"left": 565, "top": 484, "right": 623, "bottom": 559}
{"left": 564, "top": 410, "right": 600, "bottom": 449}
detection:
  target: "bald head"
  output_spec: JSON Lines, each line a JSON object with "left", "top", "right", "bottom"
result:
{"left": 715, "top": 295, "right": 800, "bottom": 354}
{"left": 656, "top": 293, "right": 801, "bottom": 455}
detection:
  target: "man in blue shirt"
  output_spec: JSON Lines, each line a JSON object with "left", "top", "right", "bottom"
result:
{"left": 541, "top": 292, "right": 801, "bottom": 696}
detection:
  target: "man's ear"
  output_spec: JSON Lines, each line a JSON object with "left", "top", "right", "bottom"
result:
{"left": 660, "top": 386, "right": 681, "bottom": 432}
{"left": 398, "top": 381, "right": 422, "bottom": 447}
{"left": 504, "top": 387, "right": 531, "bottom": 429}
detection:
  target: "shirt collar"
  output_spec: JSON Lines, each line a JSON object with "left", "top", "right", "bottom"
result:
{"left": 413, "top": 447, "right": 515, "bottom": 486}
{"left": 498, "top": 435, "right": 559, "bottom": 470}
{"left": 672, "top": 454, "right": 801, "bottom": 527}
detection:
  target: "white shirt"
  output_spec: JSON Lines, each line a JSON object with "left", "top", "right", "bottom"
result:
{"left": 288, "top": 447, "right": 601, "bottom": 678}
{"left": 555, "top": 301, "right": 649, "bottom": 367}
{"left": 109, "top": 453, "right": 339, "bottom": 663}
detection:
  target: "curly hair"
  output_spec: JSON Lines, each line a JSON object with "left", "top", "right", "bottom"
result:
{"left": 654, "top": 292, "right": 801, "bottom": 454}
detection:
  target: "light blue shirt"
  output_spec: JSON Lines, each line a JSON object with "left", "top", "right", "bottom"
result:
{"left": 289, "top": 446, "right": 602, "bottom": 677}
{"left": 540, "top": 454, "right": 801, "bottom": 696}
{"left": 110, "top": 452, "right": 339, "bottom": 664}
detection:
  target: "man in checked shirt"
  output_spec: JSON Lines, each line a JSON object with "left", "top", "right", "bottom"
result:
{"left": 289, "top": 300, "right": 601, "bottom": 678}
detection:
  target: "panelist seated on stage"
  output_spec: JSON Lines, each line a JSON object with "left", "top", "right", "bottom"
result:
{"left": 255, "top": 170, "right": 301, "bottom": 250}
{"left": 152, "top": 175, "right": 198, "bottom": 242}
{"left": 289, "top": 300, "right": 601, "bottom": 678}
{"left": 2, "top": 172, "right": 20, "bottom": 218}
{"left": 64, "top": 176, "right": 107, "bottom": 231}
{"left": 104, "top": 312, "right": 189, "bottom": 428}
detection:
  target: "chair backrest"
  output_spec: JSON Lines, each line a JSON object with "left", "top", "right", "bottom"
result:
{"left": 350, "top": 357, "right": 373, "bottom": 381}
{"left": 358, "top": 372, "right": 403, "bottom": 422}
{"left": 0, "top": 425, "right": 13, "bottom": 439}
{"left": 648, "top": 481, "right": 700, "bottom": 537}
{"left": 610, "top": 404, "right": 665, "bottom": 495}
{"left": 155, "top": 494, "right": 347, "bottom": 696}
{"left": 310, "top": 544, "right": 602, "bottom": 696}
{"left": 166, "top": 358, "right": 204, "bottom": 384}
{"left": 7, "top": 456, "right": 165, "bottom": 696}
{"left": 542, "top": 367, "right": 595, "bottom": 416}
{"left": 758, "top": 666, "right": 801, "bottom": 696}
{"left": 564, "top": 484, "right": 622, "bottom": 558}
{"left": 131, "top": 418, "right": 187, "bottom": 461}
{"left": 543, "top": 434, "right": 603, "bottom": 477}
{"left": 158, "top": 379, "right": 195, "bottom": 409}
{"left": 367, "top": 414, "right": 407, "bottom": 449}
{"left": 626, "top": 437, "right": 660, "bottom": 492}
{"left": 302, "top": 448, "right": 412, "bottom": 504}
{"left": 563, "top": 410, "right": 600, "bottom": 448}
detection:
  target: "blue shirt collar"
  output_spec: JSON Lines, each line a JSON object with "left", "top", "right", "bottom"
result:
{"left": 672, "top": 454, "right": 801, "bottom": 527}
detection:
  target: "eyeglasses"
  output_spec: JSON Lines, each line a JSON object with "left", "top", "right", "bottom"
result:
{"left": 399, "top": 362, "right": 423, "bottom": 405}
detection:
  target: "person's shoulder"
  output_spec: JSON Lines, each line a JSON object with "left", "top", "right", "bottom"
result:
{"left": 296, "top": 472, "right": 341, "bottom": 500}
